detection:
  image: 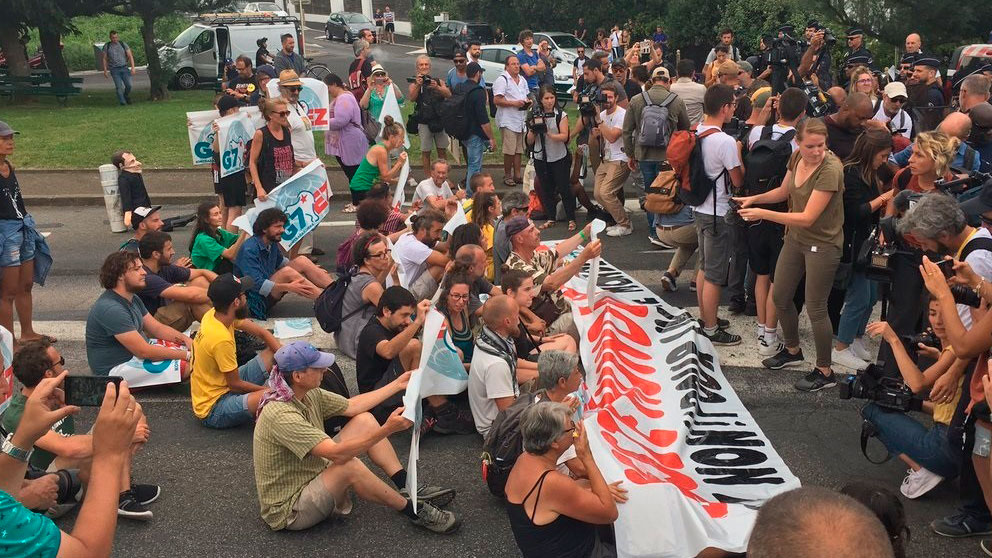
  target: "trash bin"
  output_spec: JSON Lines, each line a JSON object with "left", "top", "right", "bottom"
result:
{"left": 99, "top": 164, "right": 127, "bottom": 233}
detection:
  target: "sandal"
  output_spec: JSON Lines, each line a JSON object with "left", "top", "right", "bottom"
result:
{"left": 342, "top": 203, "right": 357, "bottom": 213}
{"left": 541, "top": 220, "right": 555, "bottom": 230}
{"left": 502, "top": 177, "right": 516, "bottom": 187}
{"left": 568, "top": 221, "right": 577, "bottom": 232}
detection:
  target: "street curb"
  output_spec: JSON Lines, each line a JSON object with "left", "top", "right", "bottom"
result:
{"left": 26, "top": 193, "right": 218, "bottom": 207}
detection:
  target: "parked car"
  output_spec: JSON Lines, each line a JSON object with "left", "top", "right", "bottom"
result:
{"left": 425, "top": 21, "right": 493, "bottom": 58}
{"left": 475, "top": 44, "right": 573, "bottom": 99}
{"left": 325, "top": 12, "right": 376, "bottom": 43}
{"left": 243, "top": 2, "right": 288, "bottom": 16}
{"left": 532, "top": 32, "right": 587, "bottom": 66}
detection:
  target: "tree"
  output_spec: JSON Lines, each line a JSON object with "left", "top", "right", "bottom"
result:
{"left": 815, "top": 0, "right": 987, "bottom": 52}
{"left": 719, "top": 0, "right": 816, "bottom": 56}
{"left": 0, "top": 3, "right": 31, "bottom": 77}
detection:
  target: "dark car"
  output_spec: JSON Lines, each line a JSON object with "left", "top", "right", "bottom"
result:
{"left": 325, "top": 12, "right": 376, "bottom": 43}
{"left": 425, "top": 21, "right": 493, "bottom": 58}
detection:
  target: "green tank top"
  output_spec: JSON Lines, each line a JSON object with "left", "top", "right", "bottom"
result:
{"left": 349, "top": 144, "right": 383, "bottom": 192}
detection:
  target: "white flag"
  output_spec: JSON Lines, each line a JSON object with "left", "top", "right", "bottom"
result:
{"left": 585, "top": 219, "right": 607, "bottom": 306}
{"left": 392, "top": 158, "right": 410, "bottom": 210}
{"left": 378, "top": 84, "right": 411, "bottom": 148}
{"left": 443, "top": 203, "right": 468, "bottom": 236}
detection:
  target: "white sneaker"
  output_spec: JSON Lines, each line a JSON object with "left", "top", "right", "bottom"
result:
{"left": 851, "top": 337, "right": 873, "bottom": 362}
{"left": 900, "top": 467, "right": 944, "bottom": 499}
{"left": 759, "top": 336, "right": 783, "bottom": 356}
{"left": 606, "top": 225, "right": 633, "bottom": 237}
{"left": 832, "top": 347, "right": 869, "bottom": 371}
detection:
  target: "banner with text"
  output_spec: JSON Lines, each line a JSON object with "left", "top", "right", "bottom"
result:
{"left": 560, "top": 250, "right": 800, "bottom": 558}
{"left": 265, "top": 78, "right": 330, "bottom": 130}
{"left": 187, "top": 110, "right": 219, "bottom": 166}
{"left": 232, "top": 160, "right": 332, "bottom": 250}
{"left": 0, "top": 327, "right": 13, "bottom": 414}
{"left": 217, "top": 112, "right": 253, "bottom": 178}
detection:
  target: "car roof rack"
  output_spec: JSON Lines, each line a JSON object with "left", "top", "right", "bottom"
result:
{"left": 196, "top": 13, "right": 300, "bottom": 25}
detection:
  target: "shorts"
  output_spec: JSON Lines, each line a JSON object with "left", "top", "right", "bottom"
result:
{"left": 384, "top": 22, "right": 395, "bottom": 33}
{"left": 153, "top": 300, "right": 197, "bottom": 334}
{"left": 201, "top": 355, "right": 267, "bottom": 429}
{"left": 286, "top": 469, "right": 350, "bottom": 530}
{"left": 693, "top": 212, "right": 731, "bottom": 286}
{"left": 409, "top": 270, "right": 439, "bottom": 302}
{"left": 418, "top": 124, "right": 450, "bottom": 152}
{"left": 220, "top": 174, "right": 248, "bottom": 207}
{"left": 501, "top": 128, "right": 526, "bottom": 155}
{"left": 974, "top": 422, "right": 991, "bottom": 458}
{"left": 0, "top": 219, "right": 35, "bottom": 267}
{"left": 746, "top": 221, "right": 785, "bottom": 277}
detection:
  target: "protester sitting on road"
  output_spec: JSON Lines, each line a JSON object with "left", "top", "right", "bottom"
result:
{"left": 336, "top": 198, "right": 401, "bottom": 273}
{"left": 504, "top": 402, "right": 624, "bottom": 558}
{"left": 839, "top": 482, "right": 908, "bottom": 558}
{"left": 110, "top": 151, "right": 151, "bottom": 229}
{"left": 86, "top": 251, "right": 192, "bottom": 385}
{"left": 534, "top": 351, "right": 585, "bottom": 480}
{"left": 502, "top": 269, "right": 577, "bottom": 381}
{"left": 470, "top": 191, "right": 500, "bottom": 281}
{"left": 138, "top": 231, "right": 217, "bottom": 333}
{"left": 888, "top": 112, "right": 981, "bottom": 172}
{"left": 747, "top": 487, "right": 896, "bottom": 558}
{"left": 0, "top": 371, "right": 143, "bottom": 558}
{"left": 431, "top": 244, "right": 500, "bottom": 324}
{"left": 191, "top": 273, "right": 281, "bottom": 429}
{"left": 234, "top": 208, "right": 333, "bottom": 320}
{"left": 469, "top": 295, "right": 526, "bottom": 436}
{"left": 462, "top": 172, "right": 496, "bottom": 220}
{"left": 409, "top": 55, "right": 452, "bottom": 176}
{"left": 249, "top": 97, "right": 295, "bottom": 201}
{"left": 336, "top": 232, "right": 395, "bottom": 359}
{"left": 863, "top": 301, "right": 966, "bottom": 499}
{"left": 414, "top": 160, "right": 462, "bottom": 210}
{"left": 120, "top": 206, "right": 184, "bottom": 257}
{"left": 1, "top": 338, "right": 159, "bottom": 520}
{"left": 210, "top": 95, "right": 249, "bottom": 229}
{"left": 437, "top": 271, "right": 475, "bottom": 365}
{"left": 505, "top": 217, "right": 602, "bottom": 337}
{"left": 348, "top": 116, "right": 408, "bottom": 209}
{"left": 494, "top": 191, "right": 530, "bottom": 284}
{"left": 367, "top": 183, "right": 411, "bottom": 237}
{"left": 736, "top": 118, "right": 845, "bottom": 392}
{"left": 393, "top": 209, "right": 449, "bottom": 301}
{"left": 189, "top": 201, "right": 248, "bottom": 274}
{"left": 361, "top": 64, "right": 405, "bottom": 121}
{"left": 273, "top": 33, "right": 304, "bottom": 75}
{"left": 252, "top": 341, "right": 460, "bottom": 533}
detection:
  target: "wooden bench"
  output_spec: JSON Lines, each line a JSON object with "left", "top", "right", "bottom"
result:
{"left": 0, "top": 73, "right": 83, "bottom": 105}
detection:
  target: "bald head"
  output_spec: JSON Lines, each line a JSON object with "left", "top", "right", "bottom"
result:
{"left": 839, "top": 92, "right": 873, "bottom": 130}
{"left": 905, "top": 33, "right": 921, "bottom": 53}
{"left": 748, "top": 487, "right": 894, "bottom": 558}
{"left": 455, "top": 243, "right": 486, "bottom": 278}
{"left": 939, "top": 111, "right": 972, "bottom": 140}
{"left": 482, "top": 295, "right": 519, "bottom": 335}
{"left": 827, "top": 86, "right": 847, "bottom": 106}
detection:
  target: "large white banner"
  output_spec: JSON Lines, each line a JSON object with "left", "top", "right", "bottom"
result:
{"left": 186, "top": 110, "right": 219, "bottom": 166}
{"left": 231, "top": 160, "right": 332, "bottom": 250}
{"left": 378, "top": 84, "right": 410, "bottom": 148}
{"left": 265, "top": 78, "right": 330, "bottom": 130}
{"left": 216, "top": 112, "right": 253, "bottom": 178}
{"left": 558, "top": 248, "right": 801, "bottom": 558}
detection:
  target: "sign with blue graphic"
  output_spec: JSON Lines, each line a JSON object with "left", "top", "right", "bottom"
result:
{"left": 217, "top": 113, "right": 253, "bottom": 178}
{"left": 232, "top": 160, "right": 332, "bottom": 250}
{"left": 265, "top": 78, "right": 330, "bottom": 130}
{"left": 187, "top": 110, "right": 219, "bottom": 166}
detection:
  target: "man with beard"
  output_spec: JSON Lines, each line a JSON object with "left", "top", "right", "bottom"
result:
{"left": 191, "top": 273, "right": 281, "bottom": 429}
{"left": 393, "top": 209, "right": 449, "bottom": 301}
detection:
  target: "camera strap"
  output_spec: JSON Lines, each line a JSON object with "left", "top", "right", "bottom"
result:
{"left": 860, "top": 419, "right": 892, "bottom": 464}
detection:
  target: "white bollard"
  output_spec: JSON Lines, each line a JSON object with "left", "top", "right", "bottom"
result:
{"left": 99, "top": 164, "right": 127, "bottom": 233}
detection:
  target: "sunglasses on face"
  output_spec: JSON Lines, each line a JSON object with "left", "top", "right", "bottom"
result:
{"left": 890, "top": 97, "right": 907, "bottom": 104}
{"left": 49, "top": 356, "right": 65, "bottom": 369}
{"left": 276, "top": 110, "right": 291, "bottom": 117}
{"left": 285, "top": 86, "right": 302, "bottom": 92}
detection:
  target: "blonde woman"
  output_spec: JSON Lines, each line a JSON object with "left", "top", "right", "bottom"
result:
{"left": 249, "top": 97, "right": 294, "bottom": 201}
{"left": 847, "top": 66, "right": 879, "bottom": 105}
{"left": 888, "top": 130, "right": 959, "bottom": 205}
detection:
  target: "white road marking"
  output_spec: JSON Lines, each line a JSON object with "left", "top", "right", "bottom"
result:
{"left": 317, "top": 220, "right": 357, "bottom": 227}
{"left": 407, "top": 48, "right": 427, "bottom": 55}
{"left": 42, "top": 232, "right": 51, "bottom": 238}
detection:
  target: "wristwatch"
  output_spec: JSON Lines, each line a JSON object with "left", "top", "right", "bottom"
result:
{"left": 2, "top": 432, "right": 33, "bottom": 463}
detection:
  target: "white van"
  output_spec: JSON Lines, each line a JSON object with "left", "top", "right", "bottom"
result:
{"left": 160, "top": 13, "right": 303, "bottom": 90}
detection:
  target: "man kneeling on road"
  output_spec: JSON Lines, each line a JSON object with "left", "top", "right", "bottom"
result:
{"left": 253, "top": 341, "right": 459, "bottom": 533}
{"left": 235, "top": 208, "right": 334, "bottom": 320}
{"left": 192, "top": 274, "right": 282, "bottom": 429}
{"left": 138, "top": 231, "right": 217, "bottom": 333}
{"left": 1, "top": 338, "right": 160, "bottom": 520}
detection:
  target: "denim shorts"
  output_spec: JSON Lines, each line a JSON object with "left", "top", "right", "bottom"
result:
{"left": 201, "top": 355, "right": 267, "bottom": 429}
{"left": 0, "top": 219, "right": 35, "bottom": 268}
{"left": 974, "top": 422, "right": 991, "bottom": 458}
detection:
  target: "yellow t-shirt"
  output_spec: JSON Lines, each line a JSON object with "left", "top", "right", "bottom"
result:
{"left": 191, "top": 308, "right": 242, "bottom": 419}
{"left": 481, "top": 223, "right": 495, "bottom": 281}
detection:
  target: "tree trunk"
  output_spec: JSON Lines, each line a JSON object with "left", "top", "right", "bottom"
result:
{"left": 140, "top": 13, "right": 168, "bottom": 100}
{"left": 0, "top": 21, "right": 29, "bottom": 77}
{"left": 38, "top": 27, "right": 69, "bottom": 80}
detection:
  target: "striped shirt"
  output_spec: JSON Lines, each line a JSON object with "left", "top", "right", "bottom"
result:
{"left": 253, "top": 388, "right": 349, "bottom": 530}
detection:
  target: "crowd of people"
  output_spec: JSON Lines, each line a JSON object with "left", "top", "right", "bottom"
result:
{"left": 4, "top": 16, "right": 992, "bottom": 558}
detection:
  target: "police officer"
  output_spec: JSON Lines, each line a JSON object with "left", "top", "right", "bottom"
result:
{"left": 913, "top": 57, "right": 945, "bottom": 107}
{"left": 769, "top": 25, "right": 801, "bottom": 94}
{"left": 842, "top": 28, "right": 875, "bottom": 85}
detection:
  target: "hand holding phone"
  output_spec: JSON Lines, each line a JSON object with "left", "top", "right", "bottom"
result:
{"left": 64, "top": 376, "right": 123, "bottom": 407}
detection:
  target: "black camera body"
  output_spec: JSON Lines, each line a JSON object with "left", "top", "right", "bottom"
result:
{"left": 527, "top": 105, "right": 551, "bottom": 134}
{"left": 820, "top": 27, "right": 837, "bottom": 47}
{"left": 839, "top": 364, "right": 925, "bottom": 413}
{"left": 578, "top": 92, "right": 602, "bottom": 118}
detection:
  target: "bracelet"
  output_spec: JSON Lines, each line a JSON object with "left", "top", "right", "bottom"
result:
{"left": 579, "top": 230, "right": 588, "bottom": 241}
{"left": 975, "top": 278, "right": 986, "bottom": 299}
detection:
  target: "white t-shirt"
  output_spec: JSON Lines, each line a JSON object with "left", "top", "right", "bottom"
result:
{"left": 692, "top": 125, "right": 741, "bottom": 217}
{"left": 493, "top": 72, "right": 530, "bottom": 133}
{"left": 872, "top": 104, "right": 913, "bottom": 139}
{"left": 599, "top": 106, "right": 628, "bottom": 162}
{"left": 746, "top": 124, "right": 798, "bottom": 151}
{"left": 279, "top": 97, "right": 316, "bottom": 162}
{"left": 468, "top": 348, "right": 518, "bottom": 436}
{"left": 412, "top": 178, "right": 454, "bottom": 204}
{"left": 393, "top": 232, "right": 434, "bottom": 285}
{"left": 959, "top": 227, "right": 992, "bottom": 329}
{"left": 610, "top": 31, "right": 621, "bottom": 48}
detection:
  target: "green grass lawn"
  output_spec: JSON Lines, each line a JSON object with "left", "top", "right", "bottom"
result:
{"left": 1, "top": 89, "right": 579, "bottom": 169}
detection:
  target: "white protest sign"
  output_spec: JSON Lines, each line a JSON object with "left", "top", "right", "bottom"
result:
{"left": 216, "top": 112, "right": 253, "bottom": 178}
{"left": 392, "top": 158, "right": 410, "bottom": 210}
{"left": 186, "top": 110, "right": 219, "bottom": 165}
{"left": 240, "top": 105, "right": 265, "bottom": 129}
{"left": 585, "top": 219, "right": 607, "bottom": 306}
{"left": 442, "top": 203, "right": 468, "bottom": 236}
{"left": 378, "top": 84, "right": 410, "bottom": 148}
{"left": 266, "top": 77, "right": 330, "bottom": 130}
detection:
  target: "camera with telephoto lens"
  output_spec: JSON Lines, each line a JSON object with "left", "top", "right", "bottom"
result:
{"left": 818, "top": 26, "right": 837, "bottom": 47}
{"left": 578, "top": 93, "right": 601, "bottom": 117}
{"left": 839, "top": 362, "right": 925, "bottom": 413}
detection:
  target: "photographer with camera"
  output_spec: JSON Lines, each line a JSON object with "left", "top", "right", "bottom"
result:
{"left": 408, "top": 56, "right": 452, "bottom": 178}
{"left": 587, "top": 82, "right": 632, "bottom": 236}
{"left": 798, "top": 24, "right": 835, "bottom": 90}
{"left": 572, "top": 57, "right": 625, "bottom": 180}
{"left": 527, "top": 85, "right": 576, "bottom": 231}
{"left": 862, "top": 301, "right": 967, "bottom": 498}
{"left": 767, "top": 25, "right": 803, "bottom": 95}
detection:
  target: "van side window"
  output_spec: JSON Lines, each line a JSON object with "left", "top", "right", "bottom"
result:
{"left": 191, "top": 30, "right": 214, "bottom": 54}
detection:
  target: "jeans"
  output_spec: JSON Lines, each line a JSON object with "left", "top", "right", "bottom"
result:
{"left": 836, "top": 271, "right": 877, "bottom": 346}
{"left": 638, "top": 161, "right": 660, "bottom": 235}
{"left": 861, "top": 403, "right": 962, "bottom": 478}
{"left": 0, "top": 219, "right": 34, "bottom": 267}
{"left": 110, "top": 66, "right": 132, "bottom": 105}
{"left": 200, "top": 355, "right": 267, "bottom": 429}
{"left": 464, "top": 134, "right": 485, "bottom": 195}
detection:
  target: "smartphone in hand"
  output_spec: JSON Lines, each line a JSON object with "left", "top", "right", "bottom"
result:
{"left": 64, "top": 376, "right": 123, "bottom": 407}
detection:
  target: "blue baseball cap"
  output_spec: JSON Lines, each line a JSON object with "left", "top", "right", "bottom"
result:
{"left": 274, "top": 341, "right": 335, "bottom": 372}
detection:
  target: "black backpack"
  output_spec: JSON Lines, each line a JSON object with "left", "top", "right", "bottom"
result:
{"left": 481, "top": 391, "right": 538, "bottom": 497}
{"left": 442, "top": 83, "right": 482, "bottom": 141}
{"left": 313, "top": 272, "right": 367, "bottom": 333}
{"left": 743, "top": 126, "right": 796, "bottom": 198}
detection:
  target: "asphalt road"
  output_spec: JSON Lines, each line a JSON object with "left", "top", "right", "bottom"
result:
{"left": 21, "top": 197, "right": 978, "bottom": 558}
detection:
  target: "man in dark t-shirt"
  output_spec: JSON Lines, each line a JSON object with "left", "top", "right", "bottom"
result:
{"left": 225, "top": 56, "right": 259, "bottom": 106}
{"left": 824, "top": 91, "right": 875, "bottom": 160}
{"left": 138, "top": 231, "right": 216, "bottom": 333}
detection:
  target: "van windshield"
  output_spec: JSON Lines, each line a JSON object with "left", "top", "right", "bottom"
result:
{"left": 171, "top": 25, "right": 204, "bottom": 49}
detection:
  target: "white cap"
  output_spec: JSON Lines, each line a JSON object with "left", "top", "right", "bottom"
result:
{"left": 883, "top": 81, "right": 908, "bottom": 99}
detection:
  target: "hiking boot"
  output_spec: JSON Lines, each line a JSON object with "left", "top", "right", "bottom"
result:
{"left": 431, "top": 403, "right": 476, "bottom": 435}
{"left": 702, "top": 328, "right": 741, "bottom": 346}
{"left": 931, "top": 513, "right": 992, "bottom": 538}
{"left": 661, "top": 271, "right": 678, "bottom": 292}
{"left": 763, "top": 348, "right": 805, "bottom": 370}
{"left": 399, "top": 485, "right": 456, "bottom": 508}
{"left": 118, "top": 490, "right": 153, "bottom": 520}
{"left": 410, "top": 501, "right": 462, "bottom": 534}
{"left": 131, "top": 484, "right": 161, "bottom": 506}
{"left": 795, "top": 369, "right": 837, "bottom": 392}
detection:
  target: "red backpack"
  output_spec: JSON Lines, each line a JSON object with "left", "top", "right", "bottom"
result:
{"left": 667, "top": 127, "right": 725, "bottom": 207}
{"left": 348, "top": 57, "right": 367, "bottom": 101}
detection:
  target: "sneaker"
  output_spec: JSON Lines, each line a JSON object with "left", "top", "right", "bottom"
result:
{"left": 832, "top": 347, "right": 869, "bottom": 371}
{"left": 728, "top": 300, "right": 746, "bottom": 315}
{"left": 763, "top": 348, "right": 805, "bottom": 370}
{"left": 759, "top": 337, "right": 784, "bottom": 357}
{"left": 431, "top": 403, "right": 476, "bottom": 435}
{"left": 697, "top": 317, "right": 730, "bottom": 329}
{"left": 931, "top": 513, "right": 992, "bottom": 537}
{"left": 418, "top": 415, "right": 437, "bottom": 436}
{"left": 606, "top": 225, "right": 633, "bottom": 237}
{"left": 702, "top": 328, "right": 741, "bottom": 346}
{"left": 689, "top": 281, "right": 697, "bottom": 293}
{"left": 661, "top": 271, "right": 678, "bottom": 292}
{"left": 118, "top": 490, "right": 153, "bottom": 520}
{"left": 648, "top": 236, "right": 673, "bottom": 249}
{"left": 409, "top": 501, "right": 462, "bottom": 534}
{"left": 900, "top": 467, "right": 943, "bottom": 499}
{"left": 982, "top": 539, "right": 992, "bottom": 556}
{"left": 851, "top": 337, "right": 873, "bottom": 362}
{"left": 399, "top": 485, "right": 456, "bottom": 508}
{"left": 794, "top": 369, "right": 837, "bottom": 392}
{"left": 131, "top": 484, "right": 161, "bottom": 506}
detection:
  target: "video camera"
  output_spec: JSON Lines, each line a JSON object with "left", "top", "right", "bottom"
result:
{"left": 526, "top": 103, "right": 551, "bottom": 134}
{"left": 839, "top": 362, "right": 924, "bottom": 413}
{"left": 578, "top": 89, "right": 605, "bottom": 118}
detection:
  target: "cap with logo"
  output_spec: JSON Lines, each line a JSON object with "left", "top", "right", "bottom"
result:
{"left": 278, "top": 70, "right": 303, "bottom": 87}
{"left": 883, "top": 81, "right": 908, "bottom": 100}
{"left": 131, "top": 206, "right": 162, "bottom": 231}
{"left": 274, "top": 341, "right": 336, "bottom": 372}
{"left": 207, "top": 273, "right": 255, "bottom": 308}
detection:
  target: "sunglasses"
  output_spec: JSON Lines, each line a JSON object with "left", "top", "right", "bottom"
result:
{"left": 285, "top": 86, "right": 302, "bottom": 92}
{"left": 890, "top": 97, "right": 907, "bottom": 104}
{"left": 276, "top": 110, "right": 291, "bottom": 117}
{"left": 49, "top": 356, "right": 65, "bottom": 369}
